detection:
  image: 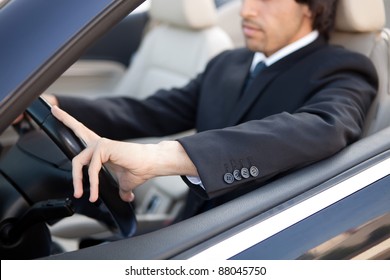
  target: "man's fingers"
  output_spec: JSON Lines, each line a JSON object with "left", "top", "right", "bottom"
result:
{"left": 119, "top": 188, "right": 135, "bottom": 202}
{"left": 51, "top": 106, "right": 98, "bottom": 145}
{"left": 72, "top": 147, "right": 94, "bottom": 200}
{"left": 51, "top": 107, "right": 140, "bottom": 203}
{"left": 12, "top": 114, "right": 24, "bottom": 124}
{"left": 52, "top": 106, "right": 103, "bottom": 200}
{"left": 72, "top": 145, "right": 103, "bottom": 203}
{"left": 72, "top": 158, "right": 85, "bottom": 199}
{"left": 51, "top": 105, "right": 81, "bottom": 133}
{"left": 88, "top": 143, "right": 107, "bottom": 203}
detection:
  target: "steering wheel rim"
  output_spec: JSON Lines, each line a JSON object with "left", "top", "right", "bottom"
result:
{"left": 25, "top": 97, "right": 137, "bottom": 237}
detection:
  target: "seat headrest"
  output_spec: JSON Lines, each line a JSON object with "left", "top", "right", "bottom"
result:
{"left": 335, "top": 0, "right": 385, "bottom": 32}
{"left": 150, "top": 0, "right": 217, "bottom": 30}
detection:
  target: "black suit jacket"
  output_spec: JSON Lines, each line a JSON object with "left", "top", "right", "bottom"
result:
{"left": 58, "top": 36, "right": 378, "bottom": 211}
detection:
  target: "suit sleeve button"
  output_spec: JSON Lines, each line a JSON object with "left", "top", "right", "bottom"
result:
{"left": 250, "top": 166, "right": 259, "bottom": 177}
{"left": 241, "top": 168, "right": 250, "bottom": 179}
{"left": 223, "top": 173, "right": 235, "bottom": 184}
{"left": 233, "top": 169, "right": 242, "bottom": 181}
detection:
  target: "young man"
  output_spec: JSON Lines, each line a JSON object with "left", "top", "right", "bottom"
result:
{"left": 50, "top": 0, "right": 378, "bottom": 217}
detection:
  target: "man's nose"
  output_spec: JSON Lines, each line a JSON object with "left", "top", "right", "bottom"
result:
{"left": 240, "top": 0, "right": 258, "bottom": 19}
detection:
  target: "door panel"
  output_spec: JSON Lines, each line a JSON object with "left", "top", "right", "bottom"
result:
{"left": 231, "top": 175, "right": 390, "bottom": 260}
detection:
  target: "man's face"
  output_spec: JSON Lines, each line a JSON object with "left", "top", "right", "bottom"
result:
{"left": 241, "top": 0, "right": 313, "bottom": 56}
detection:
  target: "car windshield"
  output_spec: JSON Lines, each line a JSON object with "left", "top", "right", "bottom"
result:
{"left": 0, "top": 0, "right": 130, "bottom": 134}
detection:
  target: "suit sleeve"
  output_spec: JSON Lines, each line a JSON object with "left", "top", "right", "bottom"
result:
{"left": 55, "top": 50, "right": 232, "bottom": 140}
{"left": 56, "top": 75, "right": 202, "bottom": 140}
{"left": 177, "top": 51, "right": 378, "bottom": 199}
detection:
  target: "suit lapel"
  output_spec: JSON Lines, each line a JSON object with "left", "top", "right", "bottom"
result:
{"left": 219, "top": 52, "right": 253, "bottom": 121}
{"left": 227, "top": 36, "right": 326, "bottom": 126}
{"left": 227, "top": 68, "right": 279, "bottom": 126}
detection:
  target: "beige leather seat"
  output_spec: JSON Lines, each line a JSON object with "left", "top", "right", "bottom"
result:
{"left": 330, "top": 0, "right": 390, "bottom": 136}
{"left": 217, "top": 0, "right": 245, "bottom": 48}
{"left": 385, "top": 0, "right": 390, "bottom": 28}
{"left": 113, "top": 0, "right": 234, "bottom": 99}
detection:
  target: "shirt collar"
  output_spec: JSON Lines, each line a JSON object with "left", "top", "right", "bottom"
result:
{"left": 251, "top": 30, "right": 319, "bottom": 71}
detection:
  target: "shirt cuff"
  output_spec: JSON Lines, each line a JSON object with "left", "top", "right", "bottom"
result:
{"left": 186, "top": 176, "right": 205, "bottom": 190}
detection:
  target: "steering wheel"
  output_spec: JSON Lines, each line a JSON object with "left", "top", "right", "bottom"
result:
{"left": 25, "top": 97, "right": 137, "bottom": 237}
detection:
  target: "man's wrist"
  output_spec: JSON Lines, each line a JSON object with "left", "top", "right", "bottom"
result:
{"left": 155, "top": 140, "right": 198, "bottom": 177}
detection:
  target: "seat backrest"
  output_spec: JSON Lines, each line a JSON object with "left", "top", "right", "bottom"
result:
{"left": 385, "top": 0, "right": 390, "bottom": 28}
{"left": 122, "top": 0, "right": 233, "bottom": 215}
{"left": 330, "top": 0, "right": 390, "bottom": 136}
{"left": 217, "top": 0, "right": 245, "bottom": 48}
{"left": 113, "top": 0, "right": 233, "bottom": 99}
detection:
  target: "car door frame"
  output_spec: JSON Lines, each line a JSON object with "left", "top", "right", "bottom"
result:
{"left": 46, "top": 126, "right": 390, "bottom": 260}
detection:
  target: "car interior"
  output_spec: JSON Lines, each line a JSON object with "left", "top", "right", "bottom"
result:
{"left": 0, "top": 0, "right": 389, "bottom": 259}
{"left": 49, "top": 0, "right": 390, "bottom": 254}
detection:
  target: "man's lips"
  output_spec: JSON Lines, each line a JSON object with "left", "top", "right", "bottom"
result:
{"left": 242, "top": 24, "right": 262, "bottom": 37}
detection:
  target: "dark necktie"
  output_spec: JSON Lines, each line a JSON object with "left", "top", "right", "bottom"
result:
{"left": 242, "top": 61, "right": 267, "bottom": 94}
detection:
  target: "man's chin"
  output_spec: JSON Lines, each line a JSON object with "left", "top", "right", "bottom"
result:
{"left": 245, "top": 40, "right": 265, "bottom": 53}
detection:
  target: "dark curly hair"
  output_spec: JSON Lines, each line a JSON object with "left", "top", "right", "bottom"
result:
{"left": 295, "top": 0, "right": 339, "bottom": 40}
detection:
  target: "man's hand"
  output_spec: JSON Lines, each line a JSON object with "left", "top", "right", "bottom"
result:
{"left": 51, "top": 106, "right": 198, "bottom": 203}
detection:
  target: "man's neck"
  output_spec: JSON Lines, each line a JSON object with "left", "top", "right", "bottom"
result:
{"left": 251, "top": 30, "right": 319, "bottom": 70}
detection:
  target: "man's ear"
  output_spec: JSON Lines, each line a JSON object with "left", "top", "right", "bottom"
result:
{"left": 302, "top": 4, "right": 313, "bottom": 19}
